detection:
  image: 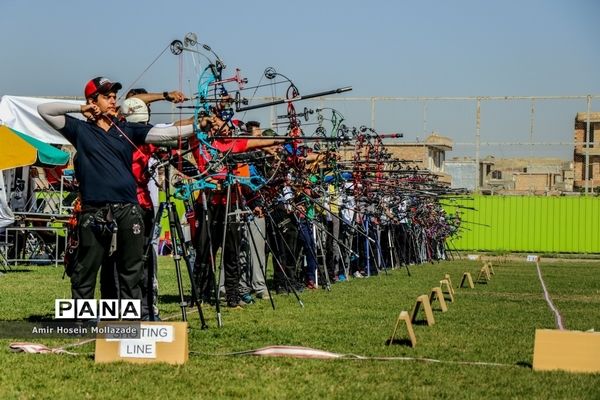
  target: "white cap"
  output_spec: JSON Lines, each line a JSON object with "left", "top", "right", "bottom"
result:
{"left": 121, "top": 97, "right": 149, "bottom": 123}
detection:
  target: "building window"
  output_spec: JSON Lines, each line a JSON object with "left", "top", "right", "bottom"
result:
{"left": 491, "top": 170, "right": 502, "bottom": 179}
{"left": 429, "top": 150, "right": 443, "bottom": 171}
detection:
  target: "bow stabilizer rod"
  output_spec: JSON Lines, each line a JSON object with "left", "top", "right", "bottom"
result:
{"left": 235, "top": 86, "right": 352, "bottom": 112}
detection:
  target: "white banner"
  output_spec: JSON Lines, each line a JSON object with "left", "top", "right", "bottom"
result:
{"left": 0, "top": 95, "right": 85, "bottom": 144}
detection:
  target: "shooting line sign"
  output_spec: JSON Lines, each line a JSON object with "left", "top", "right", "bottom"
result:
{"left": 95, "top": 322, "right": 188, "bottom": 364}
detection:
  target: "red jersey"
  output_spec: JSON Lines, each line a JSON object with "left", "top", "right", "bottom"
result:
{"left": 131, "top": 144, "right": 157, "bottom": 210}
{"left": 44, "top": 165, "right": 67, "bottom": 186}
{"left": 189, "top": 136, "right": 249, "bottom": 205}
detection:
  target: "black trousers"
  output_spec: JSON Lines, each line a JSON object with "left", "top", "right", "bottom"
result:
{"left": 72, "top": 204, "right": 145, "bottom": 303}
{"left": 193, "top": 200, "right": 242, "bottom": 303}
{"left": 268, "top": 207, "right": 299, "bottom": 289}
{"left": 99, "top": 206, "right": 158, "bottom": 318}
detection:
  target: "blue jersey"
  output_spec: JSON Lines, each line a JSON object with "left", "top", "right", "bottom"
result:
{"left": 283, "top": 143, "right": 304, "bottom": 156}
{"left": 61, "top": 116, "right": 150, "bottom": 206}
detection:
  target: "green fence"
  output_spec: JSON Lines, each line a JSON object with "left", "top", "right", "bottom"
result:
{"left": 443, "top": 195, "right": 600, "bottom": 253}
{"left": 159, "top": 192, "right": 599, "bottom": 254}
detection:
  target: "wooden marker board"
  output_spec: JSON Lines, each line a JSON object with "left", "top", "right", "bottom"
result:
{"left": 95, "top": 322, "right": 188, "bottom": 365}
{"left": 533, "top": 329, "right": 600, "bottom": 373}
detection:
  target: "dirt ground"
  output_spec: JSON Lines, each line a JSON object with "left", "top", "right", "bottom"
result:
{"left": 454, "top": 252, "right": 600, "bottom": 264}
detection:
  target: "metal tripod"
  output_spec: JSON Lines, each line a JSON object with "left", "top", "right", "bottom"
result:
{"left": 146, "top": 162, "right": 208, "bottom": 329}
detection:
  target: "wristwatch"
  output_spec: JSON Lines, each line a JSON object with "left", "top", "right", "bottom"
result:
{"left": 163, "top": 91, "right": 170, "bottom": 101}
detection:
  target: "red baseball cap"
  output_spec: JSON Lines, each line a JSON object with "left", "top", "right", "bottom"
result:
{"left": 84, "top": 77, "right": 122, "bottom": 98}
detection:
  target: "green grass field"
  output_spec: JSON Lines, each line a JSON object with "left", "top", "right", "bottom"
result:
{"left": 0, "top": 257, "right": 599, "bottom": 399}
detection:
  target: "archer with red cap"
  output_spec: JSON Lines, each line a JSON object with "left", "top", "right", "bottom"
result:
{"left": 37, "top": 77, "right": 197, "bottom": 315}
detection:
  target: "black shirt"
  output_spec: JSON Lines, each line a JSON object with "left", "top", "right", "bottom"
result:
{"left": 61, "top": 116, "right": 151, "bottom": 206}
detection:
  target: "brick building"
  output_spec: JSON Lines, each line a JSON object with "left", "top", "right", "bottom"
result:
{"left": 339, "top": 133, "right": 453, "bottom": 185}
{"left": 445, "top": 156, "right": 574, "bottom": 194}
{"left": 382, "top": 133, "right": 453, "bottom": 184}
{"left": 573, "top": 112, "right": 600, "bottom": 191}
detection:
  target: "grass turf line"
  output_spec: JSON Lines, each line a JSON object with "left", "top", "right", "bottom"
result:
{"left": 0, "top": 258, "right": 598, "bottom": 399}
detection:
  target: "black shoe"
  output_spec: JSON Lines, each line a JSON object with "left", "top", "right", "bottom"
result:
{"left": 226, "top": 296, "right": 245, "bottom": 308}
{"left": 293, "top": 282, "right": 305, "bottom": 293}
{"left": 275, "top": 286, "right": 289, "bottom": 295}
{"left": 201, "top": 292, "right": 217, "bottom": 305}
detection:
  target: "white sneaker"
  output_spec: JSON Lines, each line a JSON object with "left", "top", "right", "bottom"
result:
{"left": 353, "top": 271, "right": 364, "bottom": 278}
{"left": 256, "top": 290, "right": 271, "bottom": 300}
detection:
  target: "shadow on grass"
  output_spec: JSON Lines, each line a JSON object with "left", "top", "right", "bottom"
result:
{"left": 159, "top": 294, "right": 194, "bottom": 304}
{"left": 516, "top": 361, "right": 533, "bottom": 369}
{"left": 412, "top": 320, "right": 432, "bottom": 326}
{"left": 385, "top": 338, "right": 414, "bottom": 347}
{"left": 25, "top": 314, "right": 55, "bottom": 322}
{"left": 0, "top": 269, "right": 34, "bottom": 273}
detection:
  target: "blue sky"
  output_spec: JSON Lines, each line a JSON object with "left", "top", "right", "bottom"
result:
{"left": 1, "top": 0, "right": 598, "bottom": 158}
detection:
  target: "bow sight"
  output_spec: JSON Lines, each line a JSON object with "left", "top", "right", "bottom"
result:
{"left": 170, "top": 32, "right": 226, "bottom": 71}
{"left": 277, "top": 107, "right": 314, "bottom": 122}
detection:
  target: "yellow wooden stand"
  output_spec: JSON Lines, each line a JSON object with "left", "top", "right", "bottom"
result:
{"left": 459, "top": 272, "right": 475, "bottom": 288}
{"left": 388, "top": 311, "right": 417, "bottom": 347}
{"left": 444, "top": 274, "right": 455, "bottom": 294}
{"left": 429, "top": 287, "right": 448, "bottom": 312}
{"left": 411, "top": 295, "right": 435, "bottom": 326}
{"left": 476, "top": 265, "right": 491, "bottom": 283}
{"left": 533, "top": 329, "right": 600, "bottom": 373}
{"left": 485, "top": 262, "right": 495, "bottom": 275}
{"left": 440, "top": 279, "right": 454, "bottom": 302}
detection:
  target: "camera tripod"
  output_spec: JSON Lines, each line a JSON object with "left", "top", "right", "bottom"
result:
{"left": 145, "top": 160, "right": 207, "bottom": 329}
